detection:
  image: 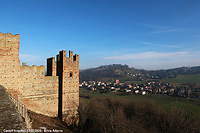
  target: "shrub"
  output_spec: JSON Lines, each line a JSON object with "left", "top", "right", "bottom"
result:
{"left": 75, "top": 97, "right": 200, "bottom": 133}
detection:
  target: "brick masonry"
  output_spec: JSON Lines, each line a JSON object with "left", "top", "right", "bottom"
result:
{"left": 0, "top": 32, "right": 79, "bottom": 124}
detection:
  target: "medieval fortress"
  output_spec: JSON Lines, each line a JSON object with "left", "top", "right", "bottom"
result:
{"left": 0, "top": 32, "right": 79, "bottom": 123}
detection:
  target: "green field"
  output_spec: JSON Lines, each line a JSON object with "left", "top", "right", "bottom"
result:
{"left": 120, "top": 74, "right": 200, "bottom": 85}
{"left": 80, "top": 87, "right": 200, "bottom": 116}
{"left": 124, "top": 80, "right": 146, "bottom": 84}
{"left": 119, "top": 76, "right": 146, "bottom": 84}
{"left": 161, "top": 74, "right": 200, "bottom": 85}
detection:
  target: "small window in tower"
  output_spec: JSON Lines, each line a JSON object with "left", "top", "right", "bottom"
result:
{"left": 70, "top": 72, "right": 73, "bottom": 77}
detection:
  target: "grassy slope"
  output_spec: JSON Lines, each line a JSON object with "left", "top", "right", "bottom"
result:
{"left": 161, "top": 74, "right": 200, "bottom": 85}
{"left": 80, "top": 88, "right": 200, "bottom": 116}
{"left": 124, "top": 80, "right": 146, "bottom": 84}
{"left": 122, "top": 74, "right": 200, "bottom": 85}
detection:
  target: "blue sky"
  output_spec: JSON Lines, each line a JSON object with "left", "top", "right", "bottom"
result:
{"left": 1, "top": 0, "right": 200, "bottom": 70}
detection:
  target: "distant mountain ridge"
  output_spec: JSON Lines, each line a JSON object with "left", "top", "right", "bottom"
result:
{"left": 144, "top": 66, "right": 200, "bottom": 79}
{"left": 80, "top": 64, "right": 200, "bottom": 82}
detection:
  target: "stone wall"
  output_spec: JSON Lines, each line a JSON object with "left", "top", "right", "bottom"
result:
{"left": 18, "top": 64, "right": 59, "bottom": 116}
{"left": 0, "top": 32, "right": 79, "bottom": 123}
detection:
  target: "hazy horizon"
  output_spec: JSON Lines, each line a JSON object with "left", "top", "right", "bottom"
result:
{"left": 79, "top": 63, "right": 200, "bottom": 71}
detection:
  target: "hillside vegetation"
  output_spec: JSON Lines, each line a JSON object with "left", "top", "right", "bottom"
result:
{"left": 79, "top": 88, "right": 200, "bottom": 116}
{"left": 75, "top": 95, "right": 200, "bottom": 133}
{"left": 80, "top": 64, "right": 200, "bottom": 82}
{"left": 80, "top": 64, "right": 140, "bottom": 82}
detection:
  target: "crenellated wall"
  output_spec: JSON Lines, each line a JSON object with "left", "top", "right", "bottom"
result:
{"left": 0, "top": 32, "right": 79, "bottom": 123}
{"left": 18, "top": 63, "right": 59, "bottom": 116}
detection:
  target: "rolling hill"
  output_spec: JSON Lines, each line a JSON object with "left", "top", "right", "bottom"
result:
{"left": 80, "top": 64, "right": 200, "bottom": 83}
{"left": 80, "top": 64, "right": 140, "bottom": 82}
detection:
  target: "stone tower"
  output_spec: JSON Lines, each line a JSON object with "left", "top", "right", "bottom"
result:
{"left": 0, "top": 33, "right": 20, "bottom": 92}
{"left": 47, "top": 50, "right": 79, "bottom": 122}
{"left": 56, "top": 50, "right": 79, "bottom": 122}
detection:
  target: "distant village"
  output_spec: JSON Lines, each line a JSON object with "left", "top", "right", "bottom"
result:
{"left": 80, "top": 79, "right": 200, "bottom": 99}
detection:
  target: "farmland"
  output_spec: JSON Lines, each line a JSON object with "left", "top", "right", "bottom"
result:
{"left": 161, "top": 74, "right": 200, "bottom": 85}
{"left": 79, "top": 87, "right": 200, "bottom": 116}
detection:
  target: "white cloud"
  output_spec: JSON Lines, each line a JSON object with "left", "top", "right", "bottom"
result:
{"left": 19, "top": 54, "right": 45, "bottom": 66}
{"left": 19, "top": 54, "right": 43, "bottom": 61}
{"left": 193, "top": 35, "right": 200, "bottom": 38}
{"left": 137, "top": 41, "right": 181, "bottom": 48}
{"left": 140, "top": 23, "right": 179, "bottom": 34}
{"left": 104, "top": 51, "right": 189, "bottom": 60}
{"left": 140, "top": 23, "right": 169, "bottom": 29}
{"left": 104, "top": 51, "right": 200, "bottom": 70}
{"left": 129, "top": 58, "right": 200, "bottom": 70}
{"left": 150, "top": 29, "right": 178, "bottom": 34}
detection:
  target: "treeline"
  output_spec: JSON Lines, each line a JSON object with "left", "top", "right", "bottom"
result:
{"left": 71, "top": 97, "right": 200, "bottom": 133}
{"left": 143, "top": 66, "right": 200, "bottom": 79}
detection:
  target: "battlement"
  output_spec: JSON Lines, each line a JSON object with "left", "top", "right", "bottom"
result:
{"left": 0, "top": 32, "right": 20, "bottom": 45}
{"left": 21, "top": 64, "right": 45, "bottom": 72}
{"left": 69, "top": 50, "right": 79, "bottom": 62}
{"left": 0, "top": 32, "right": 79, "bottom": 124}
{"left": 21, "top": 63, "right": 45, "bottom": 68}
{"left": 0, "top": 32, "right": 20, "bottom": 37}
{"left": 0, "top": 32, "right": 20, "bottom": 58}
{"left": 56, "top": 50, "right": 79, "bottom": 62}
{"left": 0, "top": 32, "right": 20, "bottom": 35}
{"left": 73, "top": 54, "right": 79, "bottom": 62}
{"left": 47, "top": 57, "right": 57, "bottom": 76}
